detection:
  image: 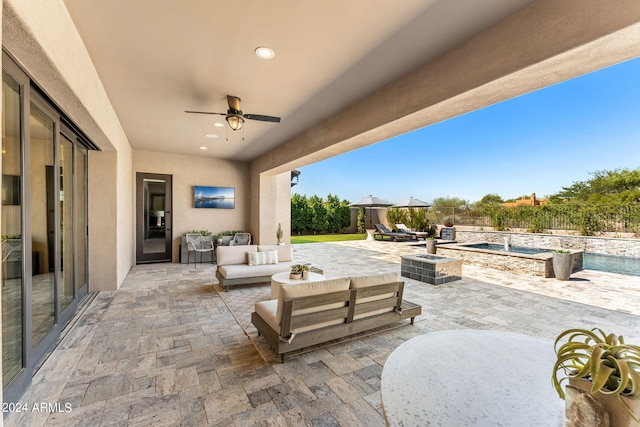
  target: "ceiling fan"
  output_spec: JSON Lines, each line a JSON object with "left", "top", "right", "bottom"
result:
{"left": 185, "top": 95, "right": 281, "bottom": 131}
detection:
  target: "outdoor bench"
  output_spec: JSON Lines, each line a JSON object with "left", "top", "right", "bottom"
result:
{"left": 215, "top": 244, "right": 296, "bottom": 291}
{"left": 251, "top": 272, "right": 422, "bottom": 362}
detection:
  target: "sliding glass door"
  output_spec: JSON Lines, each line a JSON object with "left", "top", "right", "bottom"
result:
{"left": 2, "top": 53, "right": 93, "bottom": 404}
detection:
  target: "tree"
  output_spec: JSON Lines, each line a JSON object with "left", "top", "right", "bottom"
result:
{"left": 431, "top": 196, "right": 469, "bottom": 209}
{"left": 407, "top": 207, "right": 429, "bottom": 231}
{"left": 308, "top": 195, "right": 328, "bottom": 234}
{"left": 291, "top": 193, "right": 311, "bottom": 234}
{"left": 475, "top": 193, "right": 504, "bottom": 206}
{"left": 549, "top": 168, "right": 640, "bottom": 204}
{"left": 357, "top": 207, "right": 367, "bottom": 234}
{"left": 325, "top": 194, "right": 351, "bottom": 233}
{"left": 386, "top": 207, "right": 408, "bottom": 229}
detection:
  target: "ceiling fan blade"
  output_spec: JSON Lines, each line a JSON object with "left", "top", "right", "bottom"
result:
{"left": 244, "top": 114, "right": 281, "bottom": 123}
{"left": 185, "top": 110, "right": 226, "bottom": 116}
{"left": 227, "top": 95, "right": 241, "bottom": 112}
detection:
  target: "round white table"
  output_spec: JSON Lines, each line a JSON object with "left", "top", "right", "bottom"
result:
{"left": 270, "top": 271, "right": 326, "bottom": 299}
{"left": 380, "top": 329, "right": 565, "bottom": 427}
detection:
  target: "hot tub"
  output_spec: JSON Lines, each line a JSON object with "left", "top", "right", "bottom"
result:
{"left": 435, "top": 241, "right": 583, "bottom": 278}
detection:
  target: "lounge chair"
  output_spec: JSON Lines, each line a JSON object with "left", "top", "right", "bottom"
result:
{"left": 395, "top": 223, "right": 430, "bottom": 240}
{"left": 374, "top": 224, "right": 412, "bottom": 241}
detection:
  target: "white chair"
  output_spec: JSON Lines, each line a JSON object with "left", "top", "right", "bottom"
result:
{"left": 229, "top": 232, "right": 251, "bottom": 246}
{"left": 185, "top": 233, "right": 215, "bottom": 267}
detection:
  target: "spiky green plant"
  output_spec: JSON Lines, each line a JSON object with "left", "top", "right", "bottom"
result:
{"left": 553, "top": 328, "right": 640, "bottom": 422}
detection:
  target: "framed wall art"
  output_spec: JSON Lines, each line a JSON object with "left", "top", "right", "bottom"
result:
{"left": 193, "top": 185, "right": 235, "bottom": 209}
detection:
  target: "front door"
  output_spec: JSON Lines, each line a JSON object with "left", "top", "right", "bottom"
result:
{"left": 136, "top": 173, "right": 172, "bottom": 263}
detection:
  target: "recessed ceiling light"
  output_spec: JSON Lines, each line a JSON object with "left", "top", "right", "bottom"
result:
{"left": 213, "top": 122, "right": 224, "bottom": 128}
{"left": 205, "top": 133, "right": 218, "bottom": 139}
{"left": 199, "top": 146, "right": 208, "bottom": 150}
{"left": 255, "top": 46, "right": 275, "bottom": 59}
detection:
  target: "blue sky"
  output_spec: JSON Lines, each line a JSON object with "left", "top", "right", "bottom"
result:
{"left": 294, "top": 56, "right": 640, "bottom": 204}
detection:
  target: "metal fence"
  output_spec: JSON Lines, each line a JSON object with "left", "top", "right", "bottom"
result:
{"left": 429, "top": 205, "right": 640, "bottom": 234}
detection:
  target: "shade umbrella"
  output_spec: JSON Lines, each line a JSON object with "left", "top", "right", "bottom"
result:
{"left": 349, "top": 195, "right": 393, "bottom": 239}
{"left": 392, "top": 196, "right": 431, "bottom": 208}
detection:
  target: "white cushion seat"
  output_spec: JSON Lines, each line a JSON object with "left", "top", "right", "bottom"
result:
{"left": 218, "top": 261, "right": 294, "bottom": 280}
{"left": 254, "top": 300, "right": 279, "bottom": 332}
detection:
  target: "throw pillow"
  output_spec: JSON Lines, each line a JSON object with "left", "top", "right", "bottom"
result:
{"left": 247, "top": 250, "right": 278, "bottom": 266}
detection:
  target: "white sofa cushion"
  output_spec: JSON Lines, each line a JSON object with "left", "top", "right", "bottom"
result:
{"left": 258, "top": 244, "right": 293, "bottom": 262}
{"left": 248, "top": 250, "right": 278, "bottom": 266}
{"left": 216, "top": 245, "right": 257, "bottom": 266}
{"left": 217, "top": 262, "right": 294, "bottom": 280}
{"left": 350, "top": 272, "right": 400, "bottom": 320}
{"left": 255, "top": 300, "right": 279, "bottom": 332}
{"left": 349, "top": 272, "right": 400, "bottom": 289}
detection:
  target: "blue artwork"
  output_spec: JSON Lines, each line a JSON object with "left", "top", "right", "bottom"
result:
{"left": 193, "top": 186, "right": 235, "bottom": 209}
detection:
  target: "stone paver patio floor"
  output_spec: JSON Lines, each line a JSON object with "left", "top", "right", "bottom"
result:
{"left": 6, "top": 240, "right": 640, "bottom": 426}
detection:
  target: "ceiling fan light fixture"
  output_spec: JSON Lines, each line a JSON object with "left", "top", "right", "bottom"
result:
{"left": 226, "top": 114, "right": 244, "bottom": 131}
{"left": 255, "top": 46, "right": 275, "bottom": 59}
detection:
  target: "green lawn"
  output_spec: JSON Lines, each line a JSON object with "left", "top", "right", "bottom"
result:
{"left": 290, "top": 233, "right": 367, "bottom": 244}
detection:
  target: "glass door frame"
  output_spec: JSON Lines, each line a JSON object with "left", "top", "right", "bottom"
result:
{"left": 2, "top": 53, "right": 30, "bottom": 404}
{"left": 58, "top": 123, "right": 88, "bottom": 326}
{"left": 136, "top": 172, "right": 173, "bottom": 263}
{"left": 28, "top": 92, "right": 63, "bottom": 373}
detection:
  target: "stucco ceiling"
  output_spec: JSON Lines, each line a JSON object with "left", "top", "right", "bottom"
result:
{"left": 63, "top": 0, "right": 535, "bottom": 162}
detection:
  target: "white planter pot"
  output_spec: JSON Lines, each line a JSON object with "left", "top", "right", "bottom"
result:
{"left": 302, "top": 270, "right": 310, "bottom": 280}
{"left": 426, "top": 240, "right": 437, "bottom": 254}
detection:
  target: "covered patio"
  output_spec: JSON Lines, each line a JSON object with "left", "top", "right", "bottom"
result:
{"left": 7, "top": 241, "right": 640, "bottom": 426}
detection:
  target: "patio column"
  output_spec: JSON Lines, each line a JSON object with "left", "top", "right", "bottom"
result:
{"left": 251, "top": 170, "right": 291, "bottom": 245}
{"left": 88, "top": 151, "right": 120, "bottom": 291}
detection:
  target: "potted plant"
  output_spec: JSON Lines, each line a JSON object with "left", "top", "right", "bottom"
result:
{"left": 215, "top": 234, "right": 223, "bottom": 245}
{"left": 553, "top": 328, "right": 640, "bottom": 426}
{"left": 443, "top": 218, "right": 454, "bottom": 228}
{"left": 290, "top": 264, "right": 304, "bottom": 280}
{"left": 425, "top": 237, "right": 437, "bottom": 254}
{"left": 276, "top": 223, "right": 284, "bottom": 245}
{"left": 552, "top": 249, "right": 573, "bottom": 281}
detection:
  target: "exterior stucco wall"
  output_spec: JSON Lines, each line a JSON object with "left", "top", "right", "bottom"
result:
{"left": 88, "top": 152, "right": 119, "bottom": 291}
{"left": 250, "top": 169, "right": 291, "bottom": 245}
{"left": 133, "top": 150, "right": 250, "bottom": 261}
{"left": 3, "top": 0, "right": 134, "bottom": 291}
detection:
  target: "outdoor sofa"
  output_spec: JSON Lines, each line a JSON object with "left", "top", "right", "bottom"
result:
{"left": 251, "top": 272, "right": 422, "bottom": 361}
{"left": 215, "top": 244, "right": 296, "bottom": 291}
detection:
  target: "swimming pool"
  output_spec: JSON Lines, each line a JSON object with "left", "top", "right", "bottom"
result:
{"left": 583, "top": 253, "right": 640, "bottom": 277}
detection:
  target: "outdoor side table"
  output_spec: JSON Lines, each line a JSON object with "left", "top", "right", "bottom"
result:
{"left": 380, "top": 329, "right": 565, "bottom": 426}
